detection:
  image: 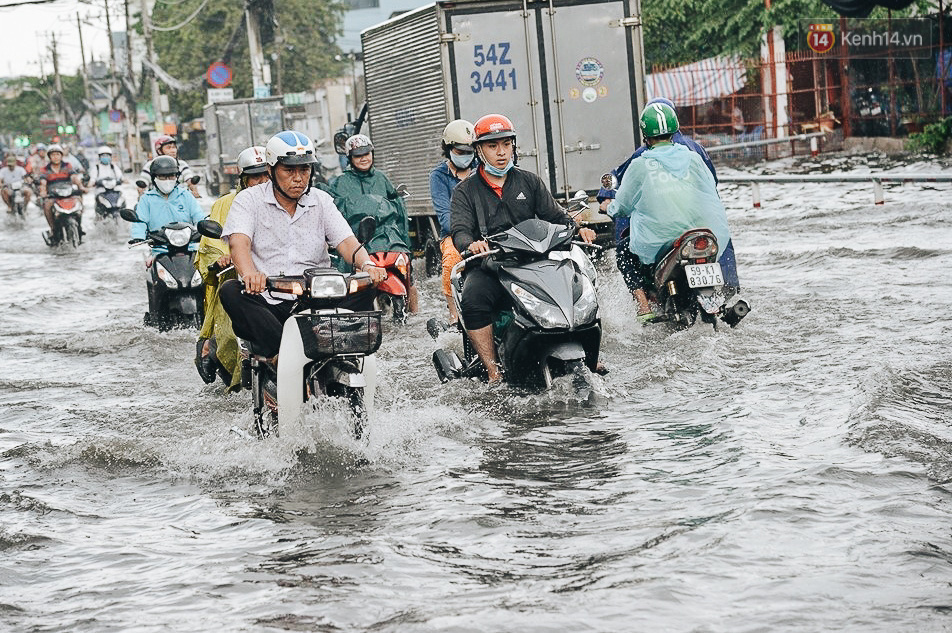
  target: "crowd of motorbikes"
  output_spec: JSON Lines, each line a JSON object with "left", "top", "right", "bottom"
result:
{"left": 10, "top": 151, "right": 749, "bottom": 444}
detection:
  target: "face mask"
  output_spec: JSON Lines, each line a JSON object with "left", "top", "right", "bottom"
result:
{"left": 100, "top": 156, "right": 111, "bottom": 165}
{"left": 450, "top": 152, "right": 474, "bottom": 169}
{"left": 156, "top": 179, "right": 176, "bottom": 195}
{"left": 483, "top": 159, "right": 513, "bottom": 178}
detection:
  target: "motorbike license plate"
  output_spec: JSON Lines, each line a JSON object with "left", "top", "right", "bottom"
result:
{"left": 685, "top": 263, "right": 724, "bottom": 288}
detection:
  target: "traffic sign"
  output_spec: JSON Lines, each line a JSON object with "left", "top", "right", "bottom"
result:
{"left": 206, "top": 61, "right": 233, "bottom": 89}
{"left": 108, "top": 109, "right": 122, "bottom": 123}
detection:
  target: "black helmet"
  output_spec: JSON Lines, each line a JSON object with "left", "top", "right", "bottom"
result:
{"left": 150, "top": 155, "right": 179, "bottom": 178}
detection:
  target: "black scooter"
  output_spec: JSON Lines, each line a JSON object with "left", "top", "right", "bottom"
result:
{"left": 94, "top": 176, "right": 126, "bottom": 223}
{"left": 429, "top": 218, "right": 602, "bottom": 392}
{"left": 120, "top": 208, "right": 205, "bottom": 330}
{"left": 42, "top": 180, "right": 84, "bottom": 248}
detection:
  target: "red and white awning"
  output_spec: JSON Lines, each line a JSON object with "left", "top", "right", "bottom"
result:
{"left": 646, "top": 55, "right": 747, "bottom": 106}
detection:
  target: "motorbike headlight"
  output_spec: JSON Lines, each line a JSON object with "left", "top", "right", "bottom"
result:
{"left": 573, "top": 274, "right": 598, "bottom": 327}
{"left": 165, "top": 227, "right": 191, "bottom": 247}
{"left": 190, "top": 269, "right": 203, "bottom": 287}
{"left": 510, "top": 282, "right": 569, "bottom": 329}
{"left": 97, "top": 194, "right": 108, "bottom": 206}
{"left": 309, "top": 274, "right": 348, "bottom": 299}
{"left": 155, "top": 262, "right": 178, "bottom": 289}
{"left": 570, "top": 245, "right": 598, "bottom": 284}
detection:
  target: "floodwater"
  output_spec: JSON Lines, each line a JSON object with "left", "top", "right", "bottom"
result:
{"left": 2, "top": 152, "right": 951, "bottom": 632}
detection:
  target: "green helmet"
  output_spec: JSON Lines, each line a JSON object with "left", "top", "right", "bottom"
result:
{"left": 640, "top": 101, "right": 679, "bottom": 138}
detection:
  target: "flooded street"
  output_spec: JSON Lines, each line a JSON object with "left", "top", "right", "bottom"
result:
{"left": 2, "top": 152, "right": 952, "bottom": 632}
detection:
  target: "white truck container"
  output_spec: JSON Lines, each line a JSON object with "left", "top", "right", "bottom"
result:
{"left": 360, "top": 0, "right": 647, "bottom": 220}
{"left": 203, "top": 96, "right": 285, "bottom": 196}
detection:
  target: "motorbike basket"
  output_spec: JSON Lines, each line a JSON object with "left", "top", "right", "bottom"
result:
{"left": 297, "top": 311, "right": 383, "bottom": 359}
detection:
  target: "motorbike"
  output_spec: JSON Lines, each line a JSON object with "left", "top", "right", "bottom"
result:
{"left": 644, "top": 228, "right": 750, "bottom": 329}
{"left": 94, "top": 176, "right": 126, "bottom": 223}
{"left": 198, "top": 217, "right": 383, "bottom": 439}
{"left": 120, "top": 208, "right": 205, "bottom": 330}
{"left": 8, "top": 180, "right": 28, "bottom": 219}
{"left": 428, "top": 217, "right": 602, "bottom": 392}
{"left": 42, "top": 180, "right": 84, "bottom": 248}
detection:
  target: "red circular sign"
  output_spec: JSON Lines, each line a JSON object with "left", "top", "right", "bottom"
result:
{"left": 807, "top": 23, "right": 835, "bottom": 54}
{"left": 206, "top": 61, "right": 233, "bottom": 89}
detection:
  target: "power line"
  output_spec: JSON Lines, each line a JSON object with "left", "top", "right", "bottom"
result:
{"left": 151, "top": 0, "right": 209, "bottom": 31}
{"left": 0, "top": 0, "right": 61, "bottom": 7}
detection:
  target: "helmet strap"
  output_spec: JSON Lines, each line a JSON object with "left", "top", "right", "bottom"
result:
{"left": 270, "top": 165, "right": 313, "bottom": 207}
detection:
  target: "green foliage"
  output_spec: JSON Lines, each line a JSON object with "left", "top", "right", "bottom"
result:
{"left": 641, "top": 0, "right": 935, "bottom": 67}
{"left": 0, "top": 76, "right": 87, "bottom": 139}
{"left": 906, "top": 117, "right": 952, "bottom": 154}
{"left": 152, "top": 0, "right": 347, "bottom": 121}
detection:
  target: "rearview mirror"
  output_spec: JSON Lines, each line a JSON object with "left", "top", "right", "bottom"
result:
{"left": 119, "top": 208, "right": 141, "bottom": 223}
{"left": 197, "top": 219, "right": 223, "bottom": 239}
{"left": 395, "top": 183, "right": 409, "bottom": 198}
{"left": 357, "top": 216, "right": 377, "bottom": 245}
{"left": 189, "top": 175, "right": 201, "bottom": 185}
{"left": 600, "top": 172, "right": 618, "bottom": 190}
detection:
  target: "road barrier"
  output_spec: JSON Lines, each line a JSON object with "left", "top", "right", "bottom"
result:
{"left": 718, "top": 173, "right": 952, "bottom": 207}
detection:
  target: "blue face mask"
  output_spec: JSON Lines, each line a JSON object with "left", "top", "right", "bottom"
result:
{"left": 449, "top": 151, "right": 474, "bottom": 169}
{"left": 99, "top": 155, "right": 111, "bottom": 165}
{"left": 483, "top": 159, "right": 513, "bottom": 178}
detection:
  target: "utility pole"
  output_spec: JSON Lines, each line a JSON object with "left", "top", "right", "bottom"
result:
{"left": 139, "top": 0, "right": 164, "bottom": 137}
{"left": 245, "top": 0, "right": 268, "bottom": 95}
{"left": 76, "top": 13, "right": 91, "bottom": 103}
{"left": 49, "top": 38, "right": 72, "bottom": 130}
{"left": 124, "top": 0, "right": 142, "bottom": 169}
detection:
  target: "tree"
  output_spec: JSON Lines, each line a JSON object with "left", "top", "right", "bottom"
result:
{"left": 0, "top": 76, "right": 87, "bottom": 140}
{"left": 641, "top": 0, "right": 934, "bottom": 67}
{"left": 151, "top": 0, "right": 347, "bottom": 121}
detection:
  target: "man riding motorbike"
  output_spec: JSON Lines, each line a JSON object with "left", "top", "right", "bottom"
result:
{"left": 26, "top": 143, "right": 47, "bottom": 177}
{"left": 129, "top": 156, "right": 206, "bottom": 245}
{"left": 138, "top": 135, "right": 200, "bottom": 198}
{"left": 450, "top": 113, "right": 596, "bottom": 384}
{"left": 37, "top": 144, "right": 86, "bottom": 237}
{"left": 88, "top": 145, "right": 124, "bottom": 208}
{"left": 601, "top": 97, "right": 739, "bottom": 303}
{"left": 194, "top": 145, "right": 270, "bottom": 388}
{"left": 324, "top": 133, "right": 418, "bottom": 314}
{"left": 605, "top": 102, "right": 731, "bottom": 320}
{"left": 218, "top": 130, "right": 387, "bottom": 363}
{"left": 1, "top": 154, "right": 32, "bottom": 212}
{"left": 430, "top": 119, "right": 476, "bottom": 328}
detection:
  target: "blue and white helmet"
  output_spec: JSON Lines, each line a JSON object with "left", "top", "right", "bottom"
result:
{"left": 265, "top": 130, "right": 317, "bottom": 166}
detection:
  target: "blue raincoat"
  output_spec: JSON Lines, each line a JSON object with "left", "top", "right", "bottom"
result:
{"left": 607, "top": 143, "right": 729, "bottom": 265}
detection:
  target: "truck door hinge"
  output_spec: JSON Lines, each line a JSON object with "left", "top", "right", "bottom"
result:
{"left": 563, "top": 142, "right": 601, "bottom": 153}
{"left": 440, "top": 32, "right": 469, "bottom": 43}
{"left": 611, "top": 17, "right": 642, "bottom": 28}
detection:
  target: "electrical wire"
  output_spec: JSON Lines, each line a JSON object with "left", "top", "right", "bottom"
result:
{"left": 151, "top": 0, "right": 209, "bottom": 31}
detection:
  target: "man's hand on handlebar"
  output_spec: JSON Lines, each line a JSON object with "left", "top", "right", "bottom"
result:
{"left": 578, "top": 227, "right": 596, "bottom": 244}
{"left": 469, "top": 239, "right": 491, "bottom": 255}
{"left": 243, "top": 271, "right": 268, "bottom": 294}
{"left": 361, "top": 262, "right": 388, "bottom": 284}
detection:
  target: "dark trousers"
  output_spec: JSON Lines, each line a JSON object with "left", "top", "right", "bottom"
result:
{"left": 219, "top": 279, "right": 376, "bottom": 358}
{"left": 460, "top": 267, "right": 510, "bottom": 330}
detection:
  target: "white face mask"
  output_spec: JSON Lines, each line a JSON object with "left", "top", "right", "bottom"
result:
{"left": 155, "top": 179, "right": 176, "bottom": 195}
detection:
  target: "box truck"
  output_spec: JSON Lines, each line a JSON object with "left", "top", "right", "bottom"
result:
{"left": 203, "top": 96, "right": 285, "bottom": 196}
{"left": 360, "top": 0, "right": 647, "bottom": 270}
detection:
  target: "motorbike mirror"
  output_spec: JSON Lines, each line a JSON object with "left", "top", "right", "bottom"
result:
{"left": 135, "top": 179, "right": 148, "bottom": 189}
{"left": 119, "top": 208, "right": 142, "bottom": 223}
{"left": 357, "top": 216, "right": 377, "bottom": 245}
{"left": 81, "top": 174, "right": 90, "bottom": 185}
{"left": 189, "top": 175, "right": 201, "bottom": 185}
{"left": 395, "top": 183, "right": 410, "bottom": 198}
{"left": 571, "top": 190, "right": 587, "bottom": 201}
{"left": 197, "top": 219, "right": 223, "bottom": 239}
{"left": 333, "top": 130, "right": 349, "bottom": 155}
{"left": 600, "top": 172, "right": 618, "bottom": 190}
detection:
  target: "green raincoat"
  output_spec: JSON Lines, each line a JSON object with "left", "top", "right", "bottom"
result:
{"left": 325, "top": 166, "right": 411, "bottom": 263}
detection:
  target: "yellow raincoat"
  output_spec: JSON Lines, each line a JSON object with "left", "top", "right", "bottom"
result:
{"left": 196, "top": 191, "right": 241, "bottom": 391}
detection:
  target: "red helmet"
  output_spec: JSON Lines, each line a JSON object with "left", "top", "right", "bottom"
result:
{"left": 154, "top": 135, "right": 176, "bottom": 155}
{"left": 473, "top": 114, "right": 516, "bottom": 143}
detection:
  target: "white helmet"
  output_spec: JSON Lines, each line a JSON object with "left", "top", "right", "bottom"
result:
{"left": 344, "top": 134, "right": 373, "bottom": 157}
{"left": 47, "top": 144, "right": 64, "bottom": 156}
{"left": 265, "top": 130, "right": 317, "bottom": 166}
{"left": 237, "top": 145, "right": 268, "bottom": 175}
{"left": 441, "top": 119, "right": 475, "bottom": 151}
{"left": 97, "top": 145, "right": 112, "bottom": 155}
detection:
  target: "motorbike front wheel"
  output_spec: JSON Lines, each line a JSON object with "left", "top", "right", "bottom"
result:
{"left": 63, "top": 217, "right": 81, "bottom": 248}
{"left": 376, "top": 294, "right": 407, "bottom": 324}
{"left": 327, "top": 384, "right": 367, "bottom": 439}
